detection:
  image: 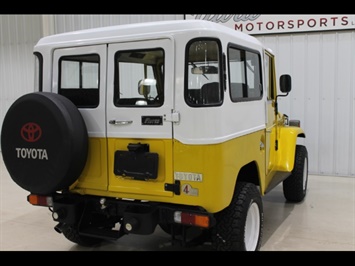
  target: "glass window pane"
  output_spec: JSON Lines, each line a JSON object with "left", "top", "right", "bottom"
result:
{"left": 186, "top": 39, "right": 222, "bottom": 106}
{"left": 114, "top": 49, "right": 164, "bottom": 107}
{"left": 59, "top": 54, "right": 100, "bottom": 108}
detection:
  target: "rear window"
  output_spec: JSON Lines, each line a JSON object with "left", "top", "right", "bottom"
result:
{"left": 58, "top": 54, "right": 100, "bottom": 108}
{"left": 114, "top": 48, "right": 164, "bottom": 107}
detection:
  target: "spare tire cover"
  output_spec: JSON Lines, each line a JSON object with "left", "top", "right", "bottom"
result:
{"left": 1, "top": 92, "right": 88, "bottom": 194}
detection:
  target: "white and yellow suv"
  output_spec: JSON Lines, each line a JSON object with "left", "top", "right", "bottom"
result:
{"left": 1, "top": 20, "right": 308, "bottom": 251}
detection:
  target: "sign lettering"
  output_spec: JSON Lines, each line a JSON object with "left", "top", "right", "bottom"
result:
{"left": 186, "top": 15, "right": 355, "bottom": 35}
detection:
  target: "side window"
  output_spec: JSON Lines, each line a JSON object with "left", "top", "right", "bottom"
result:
{"left": 265, "top": 52, "right": 276, "bottom": 100}
{"left": 114, "top": 49, "right": 164, "bottom": 107}
{"left": 185, "top": 39, "right": 223, "bottom": 107}
{"left": 228, "top": 46, "right": 262, "bottom": 102}
{"left": 58, "top": 54, "right": 100, "bottom": 108}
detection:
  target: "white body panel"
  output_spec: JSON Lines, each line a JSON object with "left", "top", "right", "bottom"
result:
{"left": 175, "top": 96, "right": 266, "bottom": 145}
{"left": 35, "top": 20, "right": 268, "bottom": 144}
{"left": 106, "top": 39, "right": 174, "bottom": 139}
{"left": 52, "top": 45, "right": 107, "bottom": 138}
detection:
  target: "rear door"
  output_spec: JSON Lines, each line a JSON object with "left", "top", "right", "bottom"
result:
{"left": 53, "top": 45, "right": 108, "bottom": 191}
{"left": 106, "top": 38, "right": 175, "bottom": 198}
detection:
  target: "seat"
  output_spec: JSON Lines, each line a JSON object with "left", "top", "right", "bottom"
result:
{"left": 201, "top": 82, "right": 220, "bottom": 104}
{"left": 230, "top": 82, "right": 248, "bottom": 100}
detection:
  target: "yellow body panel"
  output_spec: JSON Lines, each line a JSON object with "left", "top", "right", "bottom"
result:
{"left": 262, "top": 123, "right": 305, "bottom": 192}
{"left": 71, "top": 131, "right": 266, "bottom": 213}
{"left": 275, "top": 126, "right": 305, "bottom": 171}
{"left": 107, "top": 138, "right": 174, "bottom": 197}
{"left": 76, "top": 138, "right": 108, "bottom": 191}
{"left": 173, "top": 130, "right": 266, "bottom": 213}
{"left": 70, "top": 128, "right": 303, "bottom": 213}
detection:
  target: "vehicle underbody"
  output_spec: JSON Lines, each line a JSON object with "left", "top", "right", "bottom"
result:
{"left": 41, "top": 192, "right": 216, "bottom": 247}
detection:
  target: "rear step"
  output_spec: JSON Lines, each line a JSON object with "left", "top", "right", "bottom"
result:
{"left": 79, "top": 225, "right": 124, "bottom": 240}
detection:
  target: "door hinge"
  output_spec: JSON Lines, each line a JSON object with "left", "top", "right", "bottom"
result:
{"left": 164, "top": 110, "right": 180, "bottom": 123}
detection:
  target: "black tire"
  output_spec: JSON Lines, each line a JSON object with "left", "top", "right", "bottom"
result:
{"left": 159, "top": 223, "right": 183, "bottom": 236}
{"left": 283, "top": 145, "right": 308, "bottom": 202}
{"left": 212, "top": 182, "right": 263, "bottom": 251}
{"left": 159, "top": 223, "right": 211, "bottom": 247}
{"left": 61, "top": 224, "right": 103, "bottom": 247}
{"left": 1, "top": 92, "right": 88, "bottom": 194}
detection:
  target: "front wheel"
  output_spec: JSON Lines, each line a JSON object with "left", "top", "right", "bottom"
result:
{"left": 283, "top": 145, "right": 308, "bottom": 202}
{"left": 212, "top": 182, "right": 263, "bottom": 251}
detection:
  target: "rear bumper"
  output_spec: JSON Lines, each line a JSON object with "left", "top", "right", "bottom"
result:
{"left": 50, "top": 192, "right": 215, "bottom": 238}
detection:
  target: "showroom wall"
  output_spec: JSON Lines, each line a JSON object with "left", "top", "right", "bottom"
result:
{"left": 0, "top": 15, "right": 43, "bottom": 136}
{"left": 257, "top": 31, "right": 355, "bottom": 177}
{"left": 0, "top": 14, "right": 354, "bottom": 177}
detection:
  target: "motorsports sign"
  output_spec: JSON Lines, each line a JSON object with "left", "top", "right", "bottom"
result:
{"left": 185, "top": 14, "right": 355, "bottom": 35}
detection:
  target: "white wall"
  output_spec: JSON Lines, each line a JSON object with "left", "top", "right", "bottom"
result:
{"left": 52, "top": 14, "right": 184, "bottom": 34}
{"left": 0, "top": 14, "right": 354, "bottom": 177}
{"left": 0, "top": 15, "right": 42, "bottom": 138}
{"left": 256, "top": 31, "right": 355, "bottom": 177}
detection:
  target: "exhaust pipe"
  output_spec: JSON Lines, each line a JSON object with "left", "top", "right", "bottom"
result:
{"left": 54, "top": 222, "right": 64, "bottom": 234}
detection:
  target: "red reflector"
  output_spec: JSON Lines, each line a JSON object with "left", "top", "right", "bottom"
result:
{"left": 180, "top": 213, "right": 210, "bottom": 228}
{"left": 27, "top": 194, "right": 52, "bottom": 206}
{"left": 181, "top": 212, "right": 194, "bottom": 224}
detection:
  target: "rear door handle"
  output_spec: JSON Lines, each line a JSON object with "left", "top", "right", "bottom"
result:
{"left": 109, "top": 120, "right": 133, "bottom": 125}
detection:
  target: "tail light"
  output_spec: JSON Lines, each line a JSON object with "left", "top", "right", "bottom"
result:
{"left": 174, "top": 211, "right": 210, "bottom": 228}
{"left": 27, "top": 194, "right": 53, "bottom": 207}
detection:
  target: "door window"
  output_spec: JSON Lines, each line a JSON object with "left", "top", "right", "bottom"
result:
{"left": 58, "top": 54, "right": 100, "bottom": 108}
{"left": 114, "top": 49, "right": 164, "bottom": 107}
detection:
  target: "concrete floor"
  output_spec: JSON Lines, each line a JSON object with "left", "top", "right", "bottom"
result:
{"left": 1, "top": 152, "right": 354, "bottom": 251}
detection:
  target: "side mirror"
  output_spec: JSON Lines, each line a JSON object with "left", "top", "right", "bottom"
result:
{"left": 275, "top": 74, "right": 292, "bottom": 116}
{"left": 280, "top": 74, "right": 291, "bottom": 93}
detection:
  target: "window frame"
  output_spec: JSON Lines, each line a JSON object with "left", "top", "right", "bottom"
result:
{"left": 34, "top": 52, "right": 43, "bottom": 92}
{"left": 184, "top": 37, "right": 224, "bottom": 107}
{"left": 58, "top": 53, "right": 100, "bottom": 108}
{"left": 113, "top": 48, "right": 165, "bottom": 108}
{"left": 227, "top": 43, "right": 263, "bottom": 103}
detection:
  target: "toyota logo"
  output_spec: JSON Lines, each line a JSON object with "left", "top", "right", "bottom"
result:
{"left": 21, "top": 122, "right": 42, "bottom": 142}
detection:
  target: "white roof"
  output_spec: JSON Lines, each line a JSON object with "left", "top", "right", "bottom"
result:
{"left": 35, "top": 19, "right": 262, "bottom": 49}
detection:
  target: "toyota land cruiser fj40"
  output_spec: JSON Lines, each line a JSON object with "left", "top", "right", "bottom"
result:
{"left": 1, "top": 20, "right": 308, "bottom": 251}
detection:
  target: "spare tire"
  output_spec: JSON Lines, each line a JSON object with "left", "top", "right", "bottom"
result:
{"left": 1, "top": 92, "right": 88, "bottom": 194}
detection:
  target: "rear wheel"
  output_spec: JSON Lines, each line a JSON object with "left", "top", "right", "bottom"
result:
{"left": 283, "top": 145, "right": 308, "bottom": 202}
{"left": 212, "top": 182, "right": 263, "bottom": 251}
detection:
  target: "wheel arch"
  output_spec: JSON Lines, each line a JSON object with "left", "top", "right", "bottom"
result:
{"left": 276, "top": 126, "right": 306, "bottom": 172}
{"left": 236, "top": 161, "right": 260, "bottom": 187}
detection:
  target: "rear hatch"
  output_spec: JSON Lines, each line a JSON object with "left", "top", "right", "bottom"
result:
{"left": 53, "top": 39, "right": 175, "bottom": 199}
